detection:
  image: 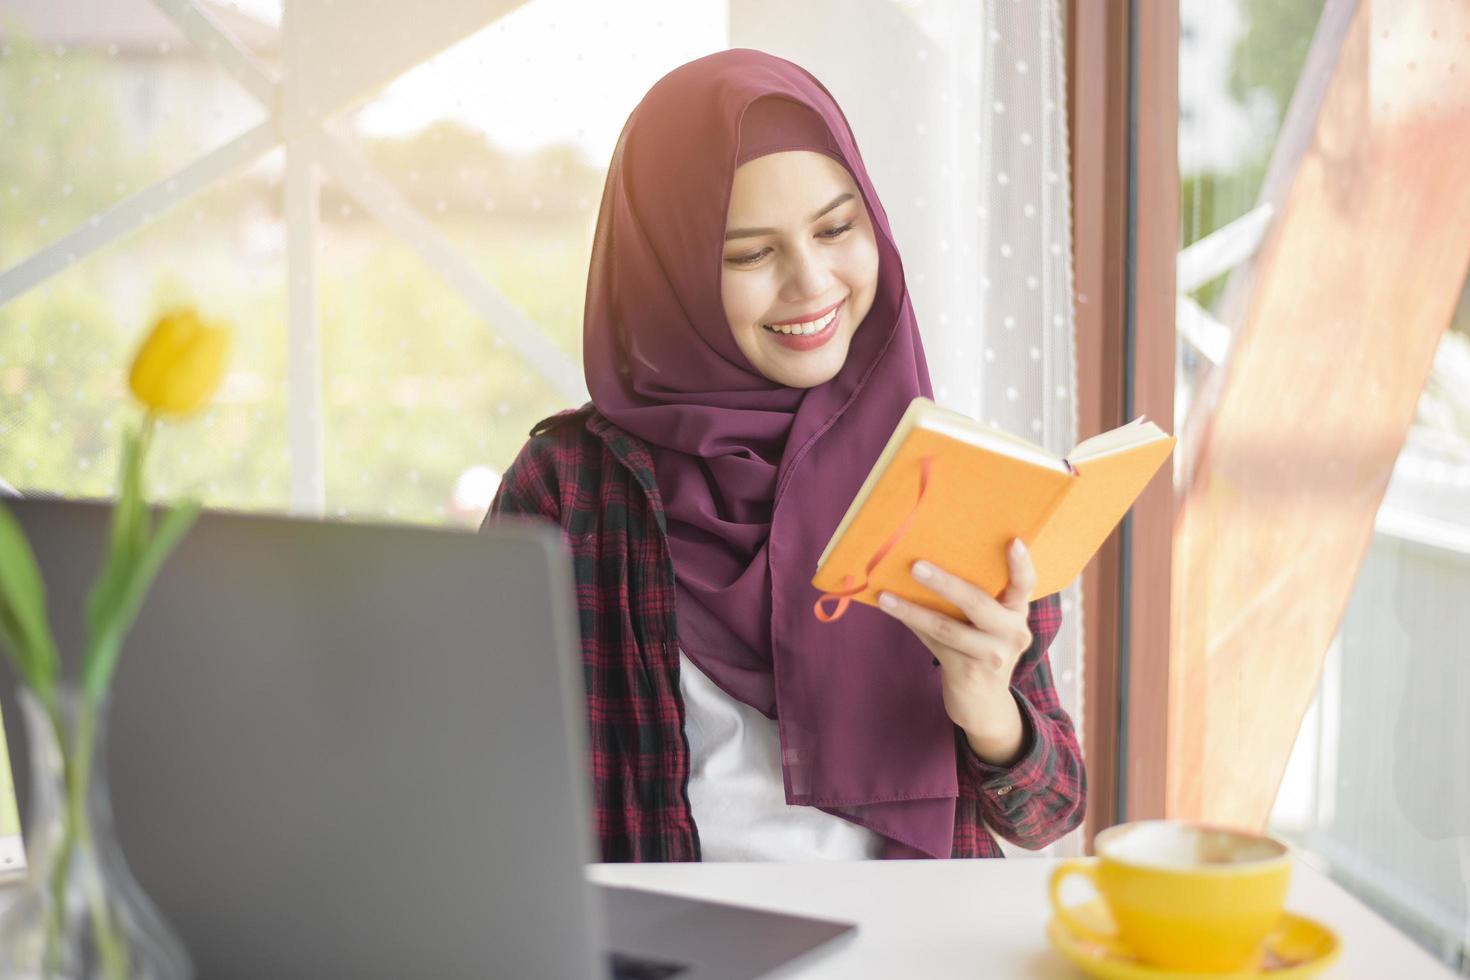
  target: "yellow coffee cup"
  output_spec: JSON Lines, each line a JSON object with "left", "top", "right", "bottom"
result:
{"left": 1048, "top": 820, "right": 1293, "bottom": 972}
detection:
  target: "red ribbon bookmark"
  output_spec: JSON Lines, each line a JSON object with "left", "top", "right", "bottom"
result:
{"left": 813, "top": 455, "right": 934, "bottom": 623}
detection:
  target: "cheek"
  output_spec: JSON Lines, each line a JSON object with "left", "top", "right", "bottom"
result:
{"left": 830, "top": 229, "right": 881, "bottom": 314}
{"left": 721, "top": 269, "right": 768, "bottom": 335}
{"left": 850, "top": 232, "right": 881, "bottom": 297}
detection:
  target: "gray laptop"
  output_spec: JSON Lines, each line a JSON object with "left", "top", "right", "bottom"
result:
{"left": 0, "top": 498, "right": 854, "bottom": 979}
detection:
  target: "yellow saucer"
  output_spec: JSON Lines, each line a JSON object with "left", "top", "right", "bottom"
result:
{"left": 1046, "top": 900, "right": 1341, "bottom": 979}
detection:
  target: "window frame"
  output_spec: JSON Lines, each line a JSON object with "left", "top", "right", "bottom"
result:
{"left": 1065, "top": 0, "right": 1178, "bottom": 843}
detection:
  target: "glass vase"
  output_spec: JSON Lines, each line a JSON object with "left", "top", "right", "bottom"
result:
{"left": 0, "top": 686, "right": 191, "bottom": 980}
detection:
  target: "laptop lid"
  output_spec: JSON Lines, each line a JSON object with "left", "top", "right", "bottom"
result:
{"left": 1, "top": 499, "right": 606, "bottom": 980}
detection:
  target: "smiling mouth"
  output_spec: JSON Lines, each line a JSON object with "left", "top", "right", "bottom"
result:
{"left": 760, "top": 300, "right": 844, "bottom": 352}
{"left": 761, "top": 299, "right": 844, "bottom": 336}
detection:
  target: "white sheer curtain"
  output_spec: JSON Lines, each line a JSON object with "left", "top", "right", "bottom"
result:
{"left": 731, "top": 0, "right": 1084, "bottom": 856}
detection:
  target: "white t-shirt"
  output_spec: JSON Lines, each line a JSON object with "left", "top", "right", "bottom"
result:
{"left": 678, "top": 649, "right": 885, "bottom": 861}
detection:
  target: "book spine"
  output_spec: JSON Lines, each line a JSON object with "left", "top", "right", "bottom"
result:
{"left": 1024, "top": 471, "right": 1077, "bottom": 548}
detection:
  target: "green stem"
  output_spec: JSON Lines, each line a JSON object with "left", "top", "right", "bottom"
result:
{"left": 137, "top": 413, "right": 156, "bottom": 493}
{"left": 69, "top": 702, "right": 131, "bottom": 980}
{"left": 37, "top": 698, "right": 131, "bottom": 980}
{"left": 42, "top": 700, "right": 69, "bottom": 978}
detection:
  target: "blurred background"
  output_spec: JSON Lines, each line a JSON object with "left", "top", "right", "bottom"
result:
{"left": 0, "top": 0, "right": 675, "bottom": 524}
{"left": 1, "top": 0, "right": 1467, "bottom": 971}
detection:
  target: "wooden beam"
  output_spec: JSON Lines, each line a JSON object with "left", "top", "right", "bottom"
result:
{"left": 1069, "top": 0, "right": 1178, "bottom": 840}
{"left": 1168, "top": 0, "right": 1470, "bottom": 828}
{"left": 1124, "top": 0, "right": 1179, "bottom": 823}
{"left": 1070, "top": 0, "right": 1181, "bottom": 846}
{"left": 1067, "top": 0, "right": 1130, "bottom": 842}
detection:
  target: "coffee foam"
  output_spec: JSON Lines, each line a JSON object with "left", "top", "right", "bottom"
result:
{"left": 1102, "top": 823, "right": 1284, "bottom": 869}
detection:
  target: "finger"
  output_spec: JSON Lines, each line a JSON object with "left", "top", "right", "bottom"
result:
{"left": 909, "top": 560, "right": 1013, "bottom": 635}
{"left": 878, "top": 590, "right": 991, "bottom": 661}
{"left": 883, "top": 598, "right": 1014, "bottom": 675}
{"left": 1000, "top": 539, "right": 1037, "bottom": 612}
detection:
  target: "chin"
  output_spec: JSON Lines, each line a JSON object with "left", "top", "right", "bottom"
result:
{"left": 773, "top": 358, "right": 846, "bottom": 389}
{"left": 777, "top": 375, "right": 831, "bottom": 389}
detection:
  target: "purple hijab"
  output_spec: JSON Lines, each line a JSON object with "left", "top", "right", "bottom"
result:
{"left": 583, "top": 49, "right": 958, "bottom": 858}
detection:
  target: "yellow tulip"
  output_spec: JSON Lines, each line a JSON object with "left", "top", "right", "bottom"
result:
{"left": 127, "top": 309, "right": 232, "bottom": 416}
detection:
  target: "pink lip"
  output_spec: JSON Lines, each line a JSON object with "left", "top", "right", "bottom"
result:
{"left": 765, "top": 298, "right": 845, "bottom": 326}
{"left": 764, "top": 301, "right": 842, "bottom": 352}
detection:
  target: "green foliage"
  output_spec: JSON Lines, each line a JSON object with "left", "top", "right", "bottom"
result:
{"left": 316, "top": 216, "right": 586, "bottom": 522}
{"left": 0, "top": 33, "right": 150, "bottom": 268}
{"left": 352, "top": 119, "right": 601, "bottom": 220}
{"left": 1180, "top": 161, "right": 1268, "bottom": 310}
{"left": 0, "top": 416, "right": 203, "bottom": 705}
{"left": 1229, "top": 0, "right": 1329, "bottom": 119}
{"left": 0, "top": 410, "right": 195, "bottom": 976}
{"left": 0, "top": 25, "right": 601, "bottom": 526}
{"left": 84, "top": 490, "right": 200, "bottom": 701}
{"left": 0, "top": 209, "right": 594, "bottom": 524}
{"left": 0, "top": 503, "right": 60, "bottom": 700}
{"left": 1182, "top": 0, "right": 1326, "bottom": 311}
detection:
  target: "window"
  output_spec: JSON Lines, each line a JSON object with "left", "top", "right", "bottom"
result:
{"left": 1177, "top": 0, "right": 1470, "bottom": 969}
{"left": 2, "top": 0, "right": 1093, "bottom": 866}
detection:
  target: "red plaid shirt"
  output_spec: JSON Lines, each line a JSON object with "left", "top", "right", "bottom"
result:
{"left": 486, "top": 404, "right": 1086, "bottom": 862}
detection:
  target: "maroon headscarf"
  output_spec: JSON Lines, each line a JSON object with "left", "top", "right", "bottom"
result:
{"left": 584, "top": 49, "right": 958, "bottom": 858}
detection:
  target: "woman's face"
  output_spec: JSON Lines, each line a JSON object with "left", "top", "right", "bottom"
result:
{"left": 721, "top": 151, "right": 880, "bottom": 388}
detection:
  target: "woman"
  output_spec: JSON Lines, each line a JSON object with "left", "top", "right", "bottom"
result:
{"left": 486, "top": 48, "right": 1085, "bottom": 862}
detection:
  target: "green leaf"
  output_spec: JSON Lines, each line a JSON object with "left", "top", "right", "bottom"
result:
{"left": 0, "top": 602, "right": 38, "bottom": 689}
{"left": 83, "top": 499, "right": 200, "bottom": 701}
{"left": 0, "top": 501, "right": 61, "bottom": 698}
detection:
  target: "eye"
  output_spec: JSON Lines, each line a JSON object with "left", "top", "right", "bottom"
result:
{"left": 726, "top": 247, "right": 770, "bottom": 267}
{"left": 724, "top": 220, "right": 855, "bottom": 268}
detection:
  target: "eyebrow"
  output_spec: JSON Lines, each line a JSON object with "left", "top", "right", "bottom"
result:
{"left": 724, "top": 193, "right": 855, "bottom": 241}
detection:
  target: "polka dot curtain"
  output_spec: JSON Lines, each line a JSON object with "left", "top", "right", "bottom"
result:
{"left": 734, "top": 0, "right": 1084, "bottom": 856}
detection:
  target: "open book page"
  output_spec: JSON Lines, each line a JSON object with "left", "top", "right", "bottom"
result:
{"left": 916, "top": 409, "right": 1067, "bottom": 472}
{"left": 1067, "top": 416, "right": 1168, "bottom": 463}
{"left": 1027, "top": 434, "right": 1177, "bottom": 596}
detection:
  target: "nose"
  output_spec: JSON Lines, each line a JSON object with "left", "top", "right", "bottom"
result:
{"left": 779, "top": 242, "right": 836, "bottom": 304}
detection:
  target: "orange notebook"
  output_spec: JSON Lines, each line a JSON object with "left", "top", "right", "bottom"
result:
{"left": 811, "top": 397, "right": 1175, "bottom": 622}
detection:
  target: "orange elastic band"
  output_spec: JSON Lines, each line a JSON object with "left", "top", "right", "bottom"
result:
{"left": 812, "top": 455, "right": 933, "bottom": 623}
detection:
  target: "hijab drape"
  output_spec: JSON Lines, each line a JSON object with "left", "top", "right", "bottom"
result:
{"left": 583, "top": 48, "right": 958, "bottom": 858}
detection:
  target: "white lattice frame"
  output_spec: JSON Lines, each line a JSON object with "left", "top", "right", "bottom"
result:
{"left": 0, "top": 0, "right": 586, "bottom": 515}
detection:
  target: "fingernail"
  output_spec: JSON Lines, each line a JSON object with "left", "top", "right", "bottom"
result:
{"left": 912, "top": 561, "right": 933, "bottom": 581}
{"left": 879, "top": 592, "right": 898, "bottom": 610}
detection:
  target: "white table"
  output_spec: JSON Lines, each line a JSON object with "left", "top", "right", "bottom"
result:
{"left": 590, "top": 856, "right": 1458, "bottom": 979}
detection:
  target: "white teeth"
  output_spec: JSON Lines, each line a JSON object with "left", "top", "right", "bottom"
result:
{"left": 764, "top": 306, "right": 839, "bottom": 336}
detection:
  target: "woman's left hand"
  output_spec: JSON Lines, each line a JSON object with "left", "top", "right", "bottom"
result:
{"left": 877, "top": 538, "right": 1036, "bottom": 766}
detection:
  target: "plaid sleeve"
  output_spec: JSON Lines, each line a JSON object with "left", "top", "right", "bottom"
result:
{"left": 482, "top": 416, "right": 579, "bottom": 528}
{"left": 957, "top": 592, "right": 1087, "bottom": 850}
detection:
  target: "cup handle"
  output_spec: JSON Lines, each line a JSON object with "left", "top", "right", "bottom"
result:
{"left": 1048, "top": 859, "right": 1122, "bottom": 949}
